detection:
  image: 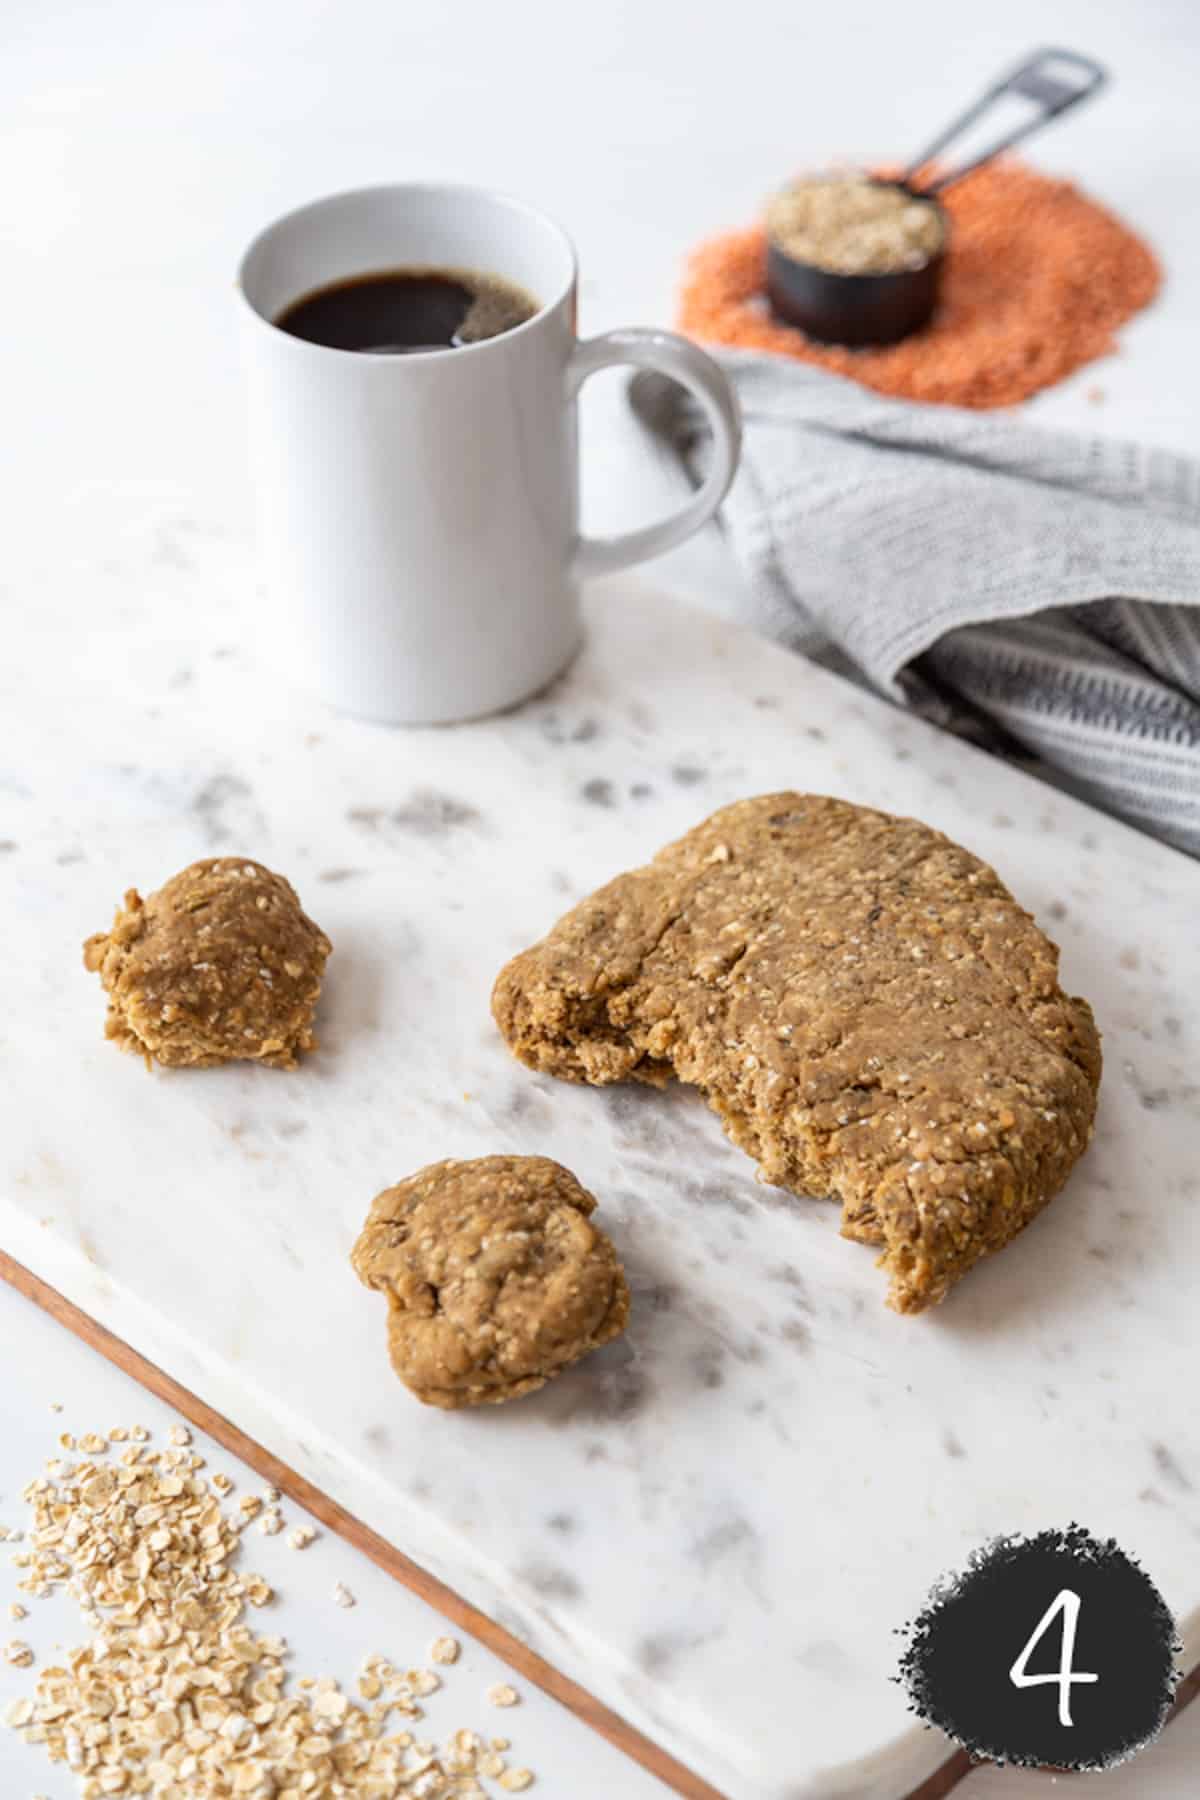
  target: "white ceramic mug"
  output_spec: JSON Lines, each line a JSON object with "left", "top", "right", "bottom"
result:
{"left": 237, "top": 183, "right": 741, "bottom": 725}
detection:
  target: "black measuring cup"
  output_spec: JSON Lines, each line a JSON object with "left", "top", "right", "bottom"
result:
{"left": 766, "top": 48, "right": 1107, "bottom": 348}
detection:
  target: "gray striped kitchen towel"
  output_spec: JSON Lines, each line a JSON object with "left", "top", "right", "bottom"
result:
{"left": 630, "top": 351, "right": 1200, "bottom": 856}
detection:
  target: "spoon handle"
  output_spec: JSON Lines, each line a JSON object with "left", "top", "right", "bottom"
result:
{"left": 902, "top": 47, "right": 1107, "bottom": 195}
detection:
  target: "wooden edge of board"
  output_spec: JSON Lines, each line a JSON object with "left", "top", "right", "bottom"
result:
{"left": 902, "top": 1750, "right": 973, "bottom": 1799}
{"left": 0, "top": 1250, "right": 728, "bottom": 1800}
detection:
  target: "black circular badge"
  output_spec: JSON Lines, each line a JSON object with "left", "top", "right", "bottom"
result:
{"left": 897, "top": 1524, "right": 1179, "bottom": 1771}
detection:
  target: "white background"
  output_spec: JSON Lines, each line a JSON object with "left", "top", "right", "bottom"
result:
{"left": 4, "top": 0, "right": 1199, "bottom": 1794}
{"left": 4, "top": 0, "right": 1199, "bottom": 591}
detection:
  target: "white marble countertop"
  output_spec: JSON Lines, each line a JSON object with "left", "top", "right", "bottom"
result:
{"left": 5, "top": 2, "right": 1200, "bottom": 1797}
{"left": 5, "top": 1267, "right": 1200, "bottom": 1800}
{"left": 6, "top": 573, "right": 1200, "bottom": 1800}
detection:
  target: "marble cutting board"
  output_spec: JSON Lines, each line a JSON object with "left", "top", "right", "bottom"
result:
{"left": 5, "top": 554, "right": 1200, "bottom": 1800}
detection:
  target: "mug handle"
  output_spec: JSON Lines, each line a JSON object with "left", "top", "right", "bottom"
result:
{"left": 567, "top": 328, "right": 741, "bottom": 581}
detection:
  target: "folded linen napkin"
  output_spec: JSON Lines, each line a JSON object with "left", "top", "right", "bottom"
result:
{"left": 630, "top": 351, "right": 1200, "bottom": 857}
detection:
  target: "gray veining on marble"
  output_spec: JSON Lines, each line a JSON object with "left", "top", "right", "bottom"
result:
{"left": 4, "top": 525, "right": 1200, "bottom": 1800}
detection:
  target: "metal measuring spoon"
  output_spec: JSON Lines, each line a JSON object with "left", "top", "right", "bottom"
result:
{"left": 765, "top": 48, "right": 1107, "bottom": 348}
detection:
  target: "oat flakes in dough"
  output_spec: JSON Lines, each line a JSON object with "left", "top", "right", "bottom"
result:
{"left": 83, "top": 856, "right": 331, "bottom": 1069}
{"left": 351, "top": 1155, "right": 630, "bottom": 1408}
{"left": 491, "top": 794, "right": 1102, "bottom": 1313}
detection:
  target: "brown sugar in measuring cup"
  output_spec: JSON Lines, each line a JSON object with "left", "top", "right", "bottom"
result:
{"left": 766, "top": 47, "right": 1107, "bottom": 346}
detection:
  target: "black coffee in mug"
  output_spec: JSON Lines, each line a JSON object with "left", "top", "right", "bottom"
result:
{"left": 274, "top": 266, "right": 539, "bottom": 354}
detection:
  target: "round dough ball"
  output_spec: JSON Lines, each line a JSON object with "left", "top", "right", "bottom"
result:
{"left": 351, "top": 1155, "right": 630, "bottom": 1408}
{"left": 83, "top": 857, "right": 332, "bottom": 1069}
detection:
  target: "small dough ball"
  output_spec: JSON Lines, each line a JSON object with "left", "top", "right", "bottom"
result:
{"left": 352, "top": 1155, "right": 630, "bottom": 1409}
{"left": 83, "top": 856, "right": 332, "bottom": 1070}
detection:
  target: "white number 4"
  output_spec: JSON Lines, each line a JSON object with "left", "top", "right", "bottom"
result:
{"left": 1009, "top": 1588, "right": 1099, "bottom": 1726}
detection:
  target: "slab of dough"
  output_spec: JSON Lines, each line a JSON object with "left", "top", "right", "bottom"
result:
{"left": 83, "top": 857, "right": 331, "bottom": 1070}
{"left": 351, "top": 1155, "right": 630, "bottom": 1408}
{"left": 492, "top": 794, "right": 1102, "bottom": 1314}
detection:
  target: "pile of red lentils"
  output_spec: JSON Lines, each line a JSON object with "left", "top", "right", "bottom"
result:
{"left": 677, "top": 161, "right": 1160, "bottom": 408}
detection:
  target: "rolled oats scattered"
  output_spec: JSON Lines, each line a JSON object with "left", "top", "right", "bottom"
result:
{"left": 430, "top": 1635, "right": 461, "bottom": 1664}
{"left": 257, "top": 1508, "right": 284, "bottom": 1536}
{"left": 129, "top": 1424, "right": 150, "bottom": 1442}
{"left": 8, "top": 1602, "right": 26, "bottom": 1620}
{"left": 211, "top": 1471, "right": 234, "bottom": 1496}
{"left": 2, "top": 1425, "right": 538, "bottom": 1799}
{"left": 312, "top": 1683, "right": 349, "bottom": 1722}
{"left": 287, "top": 1524, "right": 316, "bottom": 1550}
{"left": 77, "top": 1432, "right": 108, "bottom": 1454}
{"left": 333, "top": 1582, "right": 356, "bottom": 1608}
{"left": 486, "top": 1683, "right": 520, "bottom": 1708}
{"left": 167, "top": 1424, "right": 193, "bottom": 1446}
